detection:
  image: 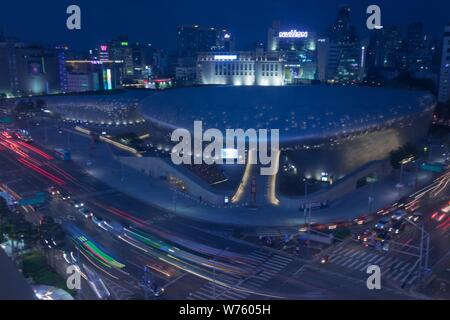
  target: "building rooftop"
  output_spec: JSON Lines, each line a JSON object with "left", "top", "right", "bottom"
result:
{"left": 139, "top": 85, "right": 435, "bottom": 142}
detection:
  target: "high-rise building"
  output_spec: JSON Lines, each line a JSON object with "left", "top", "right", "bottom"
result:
{"left": 109, "top": 36, "right": 134, "bottom": 78}
{"left": 438, "top": 25, "right": 450, "bottom": 103}
{"left": 65, "top": 60, "right": 123, "bottom": 92}
{"left": 0, "top": 37, "right": 18, "bottom": 96}
{"left": 10, "top": 44, "right": 62, "bottom": 96}
{"left": 329, "top": 6, "right": 357, "bottom": 44}
{"left": 324, "top": 6, "right": 363, "bottom": 83}
{"left": 176, "top": 25, "right": 233, "bottom": 58}
{"left": 367, "top": 27, "right": 402, "bottom": 70}
{"left": 266, "top": 21, "right": 318, "bottom": 83}
{"left": 406, "top": 22, "right": 424, "bottom": 52}
{"left": 98, "top": 44, "right": 110, "bottom": 61}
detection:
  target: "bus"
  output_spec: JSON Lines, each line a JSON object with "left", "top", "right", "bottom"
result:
{"left": 54, "top": 148, "right": 71, "bottom": 161}
{"left": 421, "top": 162, "right": 446, "bottom": 173}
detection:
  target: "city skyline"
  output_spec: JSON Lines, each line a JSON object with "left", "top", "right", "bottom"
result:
{"left": 1, "top": 0, "right": 450, "bottom": 51}
{"left": 0, "top": 0, "right": 449, "bottom": 304}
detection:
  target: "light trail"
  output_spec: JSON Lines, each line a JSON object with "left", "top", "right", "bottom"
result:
{"left": 17, "top": 157, "right": 65, "bottom": 185}
{"left": 15, "top": 141, "right": 53, "bottom": 160}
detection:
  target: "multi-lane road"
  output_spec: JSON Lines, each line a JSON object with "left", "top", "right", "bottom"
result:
{"left": 0, "top": 122, "right": 448, "bottom": 300}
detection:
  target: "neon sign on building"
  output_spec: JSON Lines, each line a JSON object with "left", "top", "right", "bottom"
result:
{"left": 278, "top": 30, "right": 309, "bottom": 38}
{"left": 214, "top": 55, "right": 238, "bottom": 61}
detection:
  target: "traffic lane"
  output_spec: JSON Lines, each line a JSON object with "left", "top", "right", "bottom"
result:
{"left": 3, "top": 129, "right": 260, "bottom": 262}
{"left": 100, "top": 195, "right": 255, "bottom": 255}
{"left": 11, "top": 125, "right": 261, "bottom": 256}
{"left": 47, "top": 200, "right": 171, "bottom": 289}
{"left": 0, "top": 149, "right": 49, "bottom": 195}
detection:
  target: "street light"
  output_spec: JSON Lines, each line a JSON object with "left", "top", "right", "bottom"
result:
{"left": 403, "top": 218, "right": 430, "bottom": 281}
{"left": 302, "top": 178, "right": 312, "bottom": 259}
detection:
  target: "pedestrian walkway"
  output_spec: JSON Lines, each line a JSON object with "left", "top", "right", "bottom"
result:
{"left": 327, "top": 247, "right": 419, "bottom": 286}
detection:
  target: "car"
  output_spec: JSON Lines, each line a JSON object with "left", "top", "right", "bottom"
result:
{"left": 375, "top": 217, "right": 391, "bottom": 230}
{"left": 320, "top": 255, "right": 330, "bottom": 265}
{"left": 389, "top": 221, "right": 405, "bottom": 235}
{"left": 375, "top": 231, "right": 391, "bottom": 243}
{"left": 353, "top": 215, "right": 369, "bottom": 225}
{"left": 77, "top": 207, "right": 93, "bottom": 219}
{"left": 1, "top": 130, "right": 12, "bottom": 139}
{"left": 92, "top": 215, "right": 103, "bottom": 225}
{"left": 355, "top": 229, "right": 375, "bottom": 243}
{"left": 70, "top": 199, "right": 84, "bottom": 208}
{"left": 391, "top": 210, "right": 407, "bottom": 221}
{"left": 408, "top": 211, "right": 423, "bottom": 222}
{"left": 58, "top": 191, "right": 71, "bottom": 201}
{"left": 151, "top": 285, "right": 165, "bottom": 297}
{"left": 47, "top": 186, "right": 60, "bottom": 197}
{"left": 92, "top": 215, "right": 108, "bottom": 230}
{"left": 47, "top": 187, "right": 71, "bottom": 201}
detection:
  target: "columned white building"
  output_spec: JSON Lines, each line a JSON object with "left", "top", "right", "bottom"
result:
{"left": 197, "top": 50, "right": 284, "bottom": 86}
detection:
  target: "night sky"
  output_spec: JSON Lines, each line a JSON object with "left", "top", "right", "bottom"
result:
{"left": 1, "top": 0, "right": 450, "bottom": 51}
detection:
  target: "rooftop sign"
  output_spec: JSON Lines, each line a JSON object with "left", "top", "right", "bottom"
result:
{"left": 214, "top": 55, "right": 238, "bottom": 61}
{"left": 278, "top": 30, "right": 308, "bottom": 38}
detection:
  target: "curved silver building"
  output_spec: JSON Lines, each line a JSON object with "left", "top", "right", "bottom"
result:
{"left": 139, "top": 85, "right": 436, "bottom": 181}
{"left": 39, "top": 90, "right": 150, "bottom": 126}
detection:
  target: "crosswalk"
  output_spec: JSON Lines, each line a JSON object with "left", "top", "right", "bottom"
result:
{"left": 187, "top": 250, "right": 292, "bottom": 300}
{"left": 327, "top": 246, "right": 419, "bottom": 286}
{"left": 103, "top": 278, "right": 135, "bottom": 300}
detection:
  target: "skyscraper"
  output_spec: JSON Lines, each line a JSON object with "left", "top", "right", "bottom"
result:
{"left": 109, "top": 36, "right": 134, "bottom": 78}
{"left": 329, "top": 6, "right": 357, "bottom": 44}
{"left": 438, "top": 25, "right": 450, "bottom": 103}
{"left": 176, "top": 25, "right": 233, "bottom": 58}
{"left": 325, "top": 6, "right": 363, "bottom": 83}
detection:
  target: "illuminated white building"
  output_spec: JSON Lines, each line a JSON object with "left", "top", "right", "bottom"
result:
{"left": 197, "top": 50, "right": 284, "bottom": 86}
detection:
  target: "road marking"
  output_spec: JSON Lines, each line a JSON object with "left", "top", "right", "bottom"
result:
{"left": 393, "top": 261, "right": 407, "bottom": 269}
{"left": 332, "top": 256, "right": 349, "bottom": 265}
{"left": 392, "top": 271, "right": 405, "bottom": 281}
{"left": 372, "top": 256, "right": 385, "bottom": 264}
{"left": 263, "top": 264, "right": 283, "bottom": 272}
{"left": 346, "top": 260, "right": 361, "bottom": 269}
{"left": 401, "top": 262, "right": 412, "bottom": 271}
{"left": 407, "top": 275, "right": 418, "bottom": 285}
{"left": 340, "top": 259, "right": 355, "bottom": 267}
{"left": 331, "top": 247, "right": 344, "bottom": 255}
{"left": 271, "top": 255, "right": 292, "bottom": 263}
{"left": 353, "top": 261, "right": 368, "bottom": 270}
